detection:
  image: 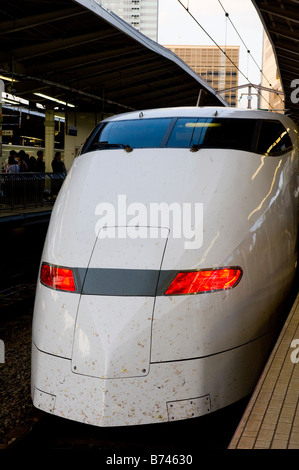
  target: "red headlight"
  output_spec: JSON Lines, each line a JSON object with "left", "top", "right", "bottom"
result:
{"left": 164, "top": 267, "right": 242, "bottom": 295}
{"left": 40, "top": 263, "right": 77, "bottom": 292}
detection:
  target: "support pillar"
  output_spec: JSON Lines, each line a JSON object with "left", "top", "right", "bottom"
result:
{"left": 64, "top": 132, "right": 77, "bottom": 171}
{"left": 44, "top": 109, "right": 55, "bottom": 172}
{"left": 63, "top": 111, "right": 105, "bottom": 171}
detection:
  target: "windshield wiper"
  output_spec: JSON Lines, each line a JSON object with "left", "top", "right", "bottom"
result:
{"left": 90, "top": 141, "right": 133, "bottom": 152}
{"left": 190, "top": 144, "right": 202, "bottom": 152}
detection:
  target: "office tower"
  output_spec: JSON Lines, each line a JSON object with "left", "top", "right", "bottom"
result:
{"left": 260, "top": 31, "right": 284, "bottom": 112}
{"left": 164, "top": 45, "right": 240, "bottom": 107}
{"left": 98, "top": 0, "right": 159, "bottom": 42}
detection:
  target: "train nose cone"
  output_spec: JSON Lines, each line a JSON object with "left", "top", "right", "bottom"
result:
{"left": 71, "top": 227, "right": 169, "bottom": 379}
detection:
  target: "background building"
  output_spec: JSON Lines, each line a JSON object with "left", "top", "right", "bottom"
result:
{"left": 164, "top": 45, "right": 239, "bottom": 107}
{"left": 98, "top": 0, "right": 159, "bottom": 41}
{"left": 260, "top": 31, "right": 284, "bottom": 112}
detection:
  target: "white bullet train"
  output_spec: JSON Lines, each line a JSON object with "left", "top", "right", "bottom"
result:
{"left": 31, "top": 107, "right": 299, "bottom": 427}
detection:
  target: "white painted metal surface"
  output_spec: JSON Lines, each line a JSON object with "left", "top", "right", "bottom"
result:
{"left": 31, "top": 107, "right": 299, "bottom": 426}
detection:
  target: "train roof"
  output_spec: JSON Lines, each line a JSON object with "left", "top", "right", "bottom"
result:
{"left": 106, "top": 107, "right": 298, "bottom": 128}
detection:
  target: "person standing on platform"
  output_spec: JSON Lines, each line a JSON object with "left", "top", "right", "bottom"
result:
{"left": 36, "top": 150, "right": 45, "bottom": 173}
{"left": 5, "top": 154, "right": 19, "bottom": 205}
{"left": 35, "top": 150, "right": 46, "bottom": 202}
{"left": 51, "top": 151, "right": 66, "bottom": 175}
{"left": 18, "top": 150, "right": 29, "bottom": 172}
{"left": 51, "top": 151, "right": 66, "bottom": 197}
{"left": 6, "top": 154, "right": 19, "bottom": 173}
{"left": 28, "top": 155, "right": 37, "bottom": 172}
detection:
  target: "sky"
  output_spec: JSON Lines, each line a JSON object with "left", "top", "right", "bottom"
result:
{"left": 157, "top": 0, "right": 265, "bottom": 108}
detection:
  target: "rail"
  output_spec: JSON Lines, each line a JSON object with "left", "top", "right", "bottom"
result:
{"left": 0, "top": 173, "right": 66, "bottom": 212}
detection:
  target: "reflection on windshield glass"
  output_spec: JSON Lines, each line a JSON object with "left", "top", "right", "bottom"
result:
{"left": 167, "top": 118, "right": 257, "bottom": 151}
{"left": 82, "top": 117, "right": 292, "bottom": 156}
{"left": 96, "top": 118, "right": 172, "bottom": 148}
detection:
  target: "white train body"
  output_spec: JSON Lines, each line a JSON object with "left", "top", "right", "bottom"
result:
{"left": 31, "top": 107, "right": 299, "bottom": 426}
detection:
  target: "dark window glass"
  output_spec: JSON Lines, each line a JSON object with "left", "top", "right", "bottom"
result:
{"left": 79, "top": 116, "right": 293, "bottom": 156}
{"left": 166, "top": 118, "right": 198, "bottom": 148}
{"left": 257, "top": 120, "right": 293, "bottom": 156}
{"left": 166, "top": 118, "right": 257, "bottom": 152}
{"left": 95, "top": 118, "right": 172, "bottom": 149}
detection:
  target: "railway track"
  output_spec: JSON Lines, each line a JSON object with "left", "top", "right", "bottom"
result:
{"left": 6, "top": 398, "right": 250, "bottom": 452}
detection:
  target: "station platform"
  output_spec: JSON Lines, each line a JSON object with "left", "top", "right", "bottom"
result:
{"left": 0, "top": 205, "right": 52, "bottom": 223}
{"left": 229, "top": 290, "right": 299, "bottom": 449}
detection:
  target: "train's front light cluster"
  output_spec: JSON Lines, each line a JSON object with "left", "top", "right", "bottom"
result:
{"left": 40, "top": 263, "right": 77, "bottom": 292}
{"left": 164, "top": 267, "right": 243, "bottom": 295}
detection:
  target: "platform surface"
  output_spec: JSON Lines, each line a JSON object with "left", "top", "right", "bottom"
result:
{"left": 229, "top": 291, "right": 299, "bottom": 449}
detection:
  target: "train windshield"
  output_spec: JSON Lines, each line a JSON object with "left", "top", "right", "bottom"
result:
{"left": 167, "top": 118, "right": 256, "bottom": 151}
{"left": 256, "top": 120, "right": 293, "bottom": 156}
{"left": 81, "top": 117, "right": 293, "bottom": 156}
{"left": 88, "top": 118, "right": 172, "bottom": 150}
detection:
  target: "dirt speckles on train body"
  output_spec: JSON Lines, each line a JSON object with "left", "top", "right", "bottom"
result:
{"left": 31, "top": 107, "right": 298, "bottom": 426}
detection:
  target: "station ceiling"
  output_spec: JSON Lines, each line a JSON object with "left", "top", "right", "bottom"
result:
{"left": 253, "top": 0, "right": 299, "bottom": 124}
{"left": 0, "top": 0, "right": 298, "bottom": 125}
{"left": 0, "top": 0, "right": 226, "bottom": 116}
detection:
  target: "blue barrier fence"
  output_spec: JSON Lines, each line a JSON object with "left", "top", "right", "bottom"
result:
{"left": 0, "top": 173, "right": 65, "bottom": 211}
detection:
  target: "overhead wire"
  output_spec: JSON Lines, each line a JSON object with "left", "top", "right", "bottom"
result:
{"left": 176, "top": 0, "right": 279, "bottom": 112}
{"left": 217, "top": 0, "right": 284, "bottom": 105}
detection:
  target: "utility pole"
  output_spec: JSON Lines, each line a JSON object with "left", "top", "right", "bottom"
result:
{"left": 216, "top": 83, "right": 284, "bottom": 109}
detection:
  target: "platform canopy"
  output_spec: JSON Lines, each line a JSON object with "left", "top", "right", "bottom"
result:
{"left": 253, "top": 0, "right": 299, "bottom": 124}
{"left": 0, "top": 0, "right": 227, "bottom": 115}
